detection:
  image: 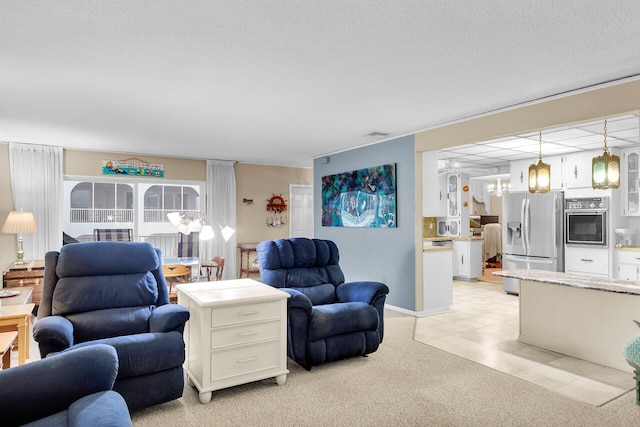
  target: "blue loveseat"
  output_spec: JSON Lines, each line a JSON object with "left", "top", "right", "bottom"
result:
{"left": 257, "top": 238, "right": 389, "bottom": 370}
{"left": 0, "top": 344, "right": 131, "bottom": 426}
{"left": 33, "top": 241, "right": 190, "bottom": 411}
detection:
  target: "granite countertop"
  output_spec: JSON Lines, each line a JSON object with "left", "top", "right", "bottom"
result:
{"left": 423, "top": 237, "right": 483, "bottom": 242}
{"left": 423, "top": 246, "right": 453, "bottom": 252}
{"left": 614, "top": 246, "right": 640, "bottom": 252}
{"left": 494, "top": 269, "right": 640, "bottom": 296}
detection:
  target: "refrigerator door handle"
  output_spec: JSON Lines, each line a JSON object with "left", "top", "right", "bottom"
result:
{"left": 524, "top": 198, "right": 531, "bottom": 254}
{"left": 520, "top": 198, "right": 527, "bottom": 252}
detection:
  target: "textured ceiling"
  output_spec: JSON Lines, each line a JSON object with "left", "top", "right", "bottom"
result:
{"left": 1, "top": 1, "right": 640, "bottom": 168}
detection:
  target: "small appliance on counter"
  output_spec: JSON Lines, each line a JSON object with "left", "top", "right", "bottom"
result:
{"left": 614, "top": 229, "right": 636, "bottom": 247}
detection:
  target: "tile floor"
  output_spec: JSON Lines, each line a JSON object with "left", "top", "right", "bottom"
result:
{"left": 413, "top": 279, "right": 636, "bottom": 406}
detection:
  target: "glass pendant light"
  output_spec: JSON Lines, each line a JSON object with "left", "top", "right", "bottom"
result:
{"left": 528, "top": 131, "right": 551, "bottom": 193}
{"left": 592, "top": 119, "right": 620, "bottom": 189}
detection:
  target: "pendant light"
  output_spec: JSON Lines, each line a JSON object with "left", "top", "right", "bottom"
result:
{"left": 592, "top": 119, "right": 620, "bottom": 189}
{"left": 528, "top": 131, "right": 551, "bottom": 193}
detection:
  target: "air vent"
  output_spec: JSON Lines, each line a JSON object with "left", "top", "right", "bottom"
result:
{"left": 364, "top": 131, "right": 390, "bottom": 138}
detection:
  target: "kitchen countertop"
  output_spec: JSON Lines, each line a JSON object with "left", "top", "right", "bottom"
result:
{"left": 423, "top": 246, "right": 453, "bottom": 252}
{"left": 494, "top": 269, "right": 640, "bottom": 296}
{"left": 614, "top": 246, "right": 640, "bottom": 251}
{"left": 423, "top": 237, "right": 483, "bottom": 242}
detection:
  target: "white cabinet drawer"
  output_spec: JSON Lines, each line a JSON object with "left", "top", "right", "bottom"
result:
{"left": 616, "top": 251, "right": 640, "bottom": 264}
{"left": 210, "top": 340, "right": 280, "bottom": 381}
{"left": 211, "top": 320, "right": 280, "bottom": 349}
{"left": 212, "top": 301, "right": 280, "bottom": 327}
{"left": 565, "top": 247, "right": 609, "bottom": 275}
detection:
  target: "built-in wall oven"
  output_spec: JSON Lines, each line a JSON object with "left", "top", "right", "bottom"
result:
{"left": 565, "top": 197, "right": 608, "bottom": 247}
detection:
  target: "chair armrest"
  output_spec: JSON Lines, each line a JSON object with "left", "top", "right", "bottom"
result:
{"left": 33, "top": 315, "right": 75, "bottom": 357}
{"left": 69, "top": 390, "right": 132, "bottom": 426}
{"left": 0, "top": 344, "right": 119, "bottom": 426}
{"left": 281, "top": 288, "right": 313, "bottom": 316}
{"left": 149, "top": 303, "right": 190, "bottom": 333}
{"left": 336, "top": 281, "right": 390, "bottom": 305}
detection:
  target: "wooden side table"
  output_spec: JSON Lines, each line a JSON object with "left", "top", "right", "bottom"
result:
{"left": 238, "top": 242, "right": 260, "bottom": 278}
{"left": 0, "top": 286, "right": 33, "bottom": 352}
{"left": 0, "top": 331, "right": 18, "bottom": 369}
{"left": 3, "top": 260, "right": 45, "bottom": 306}
{"left": 0, "top": 304, "right": 35, "bottom": 365}
{"left": 176, "top": 279, "right": 289, "bottom": 403}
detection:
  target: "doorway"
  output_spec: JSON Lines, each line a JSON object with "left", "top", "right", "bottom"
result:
{"left": 289, "top": 185, "right": 313, "bottom": 238}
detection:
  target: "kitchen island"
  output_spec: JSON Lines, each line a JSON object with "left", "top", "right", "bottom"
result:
{"left": 494, "top": 269, "right": 640, "bottom": 372}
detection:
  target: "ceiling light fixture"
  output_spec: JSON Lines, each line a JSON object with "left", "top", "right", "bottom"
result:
{"left": 167, "top": 212, "right": 235, "bottom": 242}
{"left": 592, "top": 119, "right": 620, "bottom": 189}
{"left": 487, "top": 178, "right": 510, "bottom": 197}
{"left": 528, "top": 131, "right": 551, "bottom": 193}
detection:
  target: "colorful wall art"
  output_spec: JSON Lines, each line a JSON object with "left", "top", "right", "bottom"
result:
{"left": 321, "top": 163, "right": 397, "bottom": 227}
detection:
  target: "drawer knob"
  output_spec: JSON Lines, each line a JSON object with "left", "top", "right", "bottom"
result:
{"left": 580, "top": 259, "right": 593, "bottom": 263}
{"left": 237, "top": 356, "right": 257, "bottom": 364}
{"left": 238, "top": 331, "right": 258, "bottom": 337}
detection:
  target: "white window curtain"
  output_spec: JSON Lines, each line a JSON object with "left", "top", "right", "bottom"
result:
{"left": 8, "top": 143, "right": 63, "bottom": 260}
{"left": 202, "top": 160, "right": 236, "bottom": 279}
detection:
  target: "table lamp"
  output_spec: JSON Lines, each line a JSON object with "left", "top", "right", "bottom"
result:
{"left": 1, "top": 211, "right": 38, "bottom": 264}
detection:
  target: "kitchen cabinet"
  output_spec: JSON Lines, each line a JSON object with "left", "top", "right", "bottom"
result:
{"left": 436, "top": 173, "right": 469, "bottom": 237}
{"left": 565, "top": 246, "right": 609, "bottom": 277}
{"left": 422, "top": 247, "right": 453, "bottom": 315}
{"left": 563, "top": 152, "right": 590, "bottom": 189}
{"left": 422, "top": 151, "right": 447, "bottom": 217}
{"left": 452, "top": 239, "right": 482, "bottom": 281}
{"left": 621, "top": 147, "right": 639, "bottom": 216}
{"left": 510, "top": 159, "right": 531, "bottom": 192}
{"left": 615, "top": 250, "right": 640, "bottom": 281}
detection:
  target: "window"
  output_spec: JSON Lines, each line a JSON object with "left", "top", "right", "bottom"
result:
{"left": 64, "top": 179, "right": 202, "bottom": 244}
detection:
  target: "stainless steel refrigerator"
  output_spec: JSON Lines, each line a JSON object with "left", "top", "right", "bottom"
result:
{"left": 502, "top": 190, "right": 564, "bottom": 294}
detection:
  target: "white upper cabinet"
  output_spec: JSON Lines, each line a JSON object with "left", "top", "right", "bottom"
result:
{"left": 510, "top": 159, "right": 531, "bottom": 192}
{"left": 621, "top": 147, "right": 640, "bottom": 216}
{"left": 563, "top": 152, "right": 590, "bottom": 189}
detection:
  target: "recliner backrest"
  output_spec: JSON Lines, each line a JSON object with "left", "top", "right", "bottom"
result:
{"left": 48, "top": 241, "right": 166, "bottom": 343}
{"left": 257, "top": 238, "right": 345, "bottom": 305}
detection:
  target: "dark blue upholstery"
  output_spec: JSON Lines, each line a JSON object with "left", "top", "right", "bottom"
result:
{"left": 257, "top": 238, "right": 389, "bottom": 370}
{"left": 34, "top": 241, "right": 190, "bottom": 412}
{"left": 0, "top": 344, "right": 131, "bottom": 426}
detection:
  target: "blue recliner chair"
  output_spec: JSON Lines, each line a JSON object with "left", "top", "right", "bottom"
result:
{"left": 0, "top": 344, "right": 132, "bottom": 426}
{"left": 257, "top": 238, "right": 389, "bottom": 370}
{"left": 33, "top": 242, "right": 190, "bottom": 412}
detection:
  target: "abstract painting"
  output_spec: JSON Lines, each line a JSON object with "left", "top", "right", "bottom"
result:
{"left": 321, "top": 163, "right": 396, "bottom": 227}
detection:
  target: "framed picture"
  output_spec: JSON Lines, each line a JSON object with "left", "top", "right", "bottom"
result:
{"left": 321, "top": 163, "right": 397, "bottom": 228}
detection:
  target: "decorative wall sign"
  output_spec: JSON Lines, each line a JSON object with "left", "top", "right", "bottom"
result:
{"left": 322, "top": 163, "right": 397, "bottom": 228}
{"left": 102, "top": 159, "right": 164, "bottom": 177}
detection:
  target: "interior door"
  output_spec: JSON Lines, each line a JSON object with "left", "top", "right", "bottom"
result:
{"left": 289, "top": 185, "right": 314, "bottom": 238}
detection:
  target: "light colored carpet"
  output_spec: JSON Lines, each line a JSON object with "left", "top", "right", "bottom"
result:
{"left": 131, "top": 310, "right": 640, "bottom": 426}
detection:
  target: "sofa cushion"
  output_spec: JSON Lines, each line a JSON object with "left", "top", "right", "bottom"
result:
{"left": 308, "top": 302, "right": 378, "bottom": 341}
{"left": 52, "top": 272, "right": 158, "bottom": 315}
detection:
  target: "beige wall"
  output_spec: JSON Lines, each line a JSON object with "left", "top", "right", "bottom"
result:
{"left": 235, "top": 163, "right": 312, "bottom": 244}
{"left": 64, "top": 149, "right": 206, "bottom": 181}
{"left": 415, "top": 79, "right": 640, "bottom": 151}
{"left": 0, "top": 145, "right": 312, "bottom": 273}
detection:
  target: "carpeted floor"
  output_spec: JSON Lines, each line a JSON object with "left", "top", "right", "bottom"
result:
{"left": 131, "top": 310, "right": 640, "bottom": 426}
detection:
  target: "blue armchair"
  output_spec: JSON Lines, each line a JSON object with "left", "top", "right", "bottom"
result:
{"left": 257, "top": 238, "right": 389, "bottom": 370}
{"left": 0, "top": 344, "right": 131, "bottom": 426}
{"left": 33, "top": 242, "right": 190, "bottom": 412}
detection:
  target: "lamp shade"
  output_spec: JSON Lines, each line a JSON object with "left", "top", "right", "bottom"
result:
{"left": 592, "top": 150, "right": 621, "bottom": 189}
{"left": 1, "top": 211, "right": 37, "bottom": 234}
{"left": 528, "top": 159, "right": 551, "bottom": 193}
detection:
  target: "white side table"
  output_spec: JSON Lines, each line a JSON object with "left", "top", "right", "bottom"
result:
{"left": 176, "top": 278, "right": 290, "bottom": 403}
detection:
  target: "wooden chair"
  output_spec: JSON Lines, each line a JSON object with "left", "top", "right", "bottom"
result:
{"left": 201, "top": 256, "right": 225, "bottom": 281}
{"left": 94, "top": 228, "right": 132, "bottom": 242}
{"left": 162, "top": 264, "right": 191, "bottom": 303}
